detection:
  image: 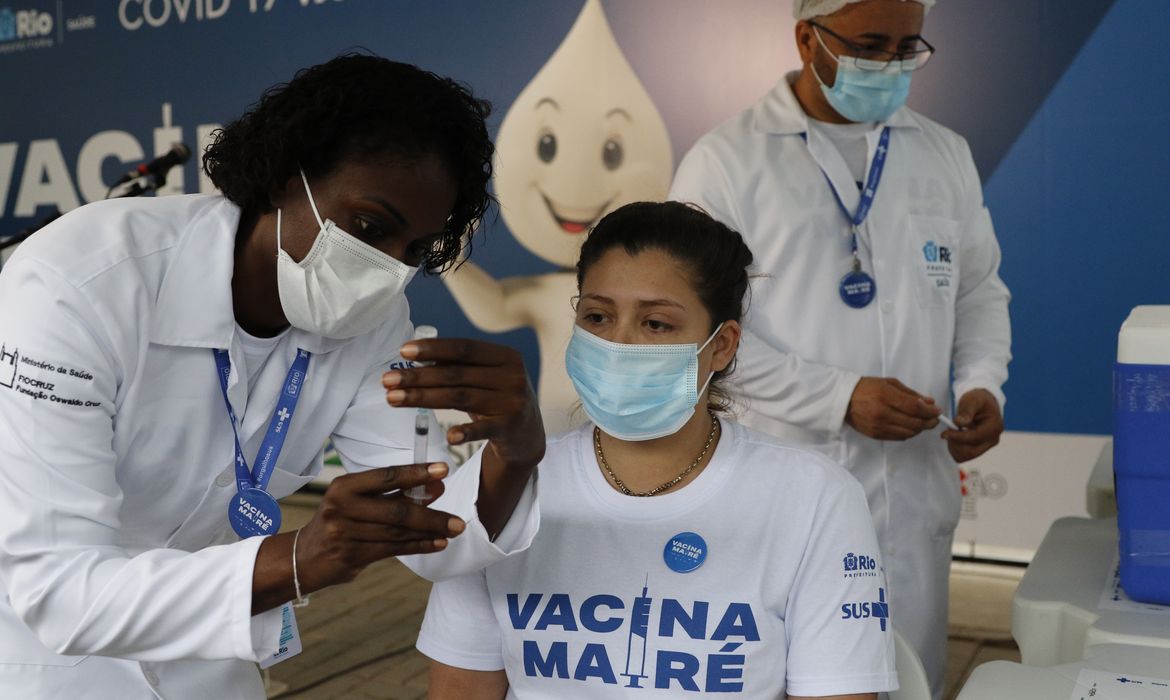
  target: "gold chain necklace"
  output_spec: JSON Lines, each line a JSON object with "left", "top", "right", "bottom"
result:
{"left": 593, "top": 414, "right": 720, "bottom": 497}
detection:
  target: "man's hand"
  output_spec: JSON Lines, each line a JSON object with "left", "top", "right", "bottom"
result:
{"left": 942, "top": 389, "right": 1003, "bottom": 463}
{"left": 846, "top": 377, "right": 942, "bottom": 440}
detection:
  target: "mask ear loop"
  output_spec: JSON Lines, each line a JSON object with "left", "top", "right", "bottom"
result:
{"left": 810, "top": 26, "right": 842, "bottom": 90}
{"left": 697, "top": 322, "right": 725, "bottom": 354}
{"left": 299, "top": 168, "right": 325, "bottom": 230}
{"left": 812, "top": 27, "right": 841, "bottom": 63}
{"left": 695, "top": 321, "right": 726, "bottom": 404}
{"left": 697, "top": 372, "right": 716, "bottom": 399}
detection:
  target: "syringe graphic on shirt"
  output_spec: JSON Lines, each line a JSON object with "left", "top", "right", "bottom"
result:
{"left": 622, "top": 574, "right": 652, "bottom": 688}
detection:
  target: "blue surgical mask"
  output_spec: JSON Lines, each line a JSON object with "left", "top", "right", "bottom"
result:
{"left": 565, "top": 323, "right": 722, "bottom": 441}
{"left": 813, "top": 27, "right": 913, "bottom": 123}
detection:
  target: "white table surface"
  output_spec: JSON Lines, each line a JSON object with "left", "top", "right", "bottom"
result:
{"left": 957, "top": 644, "right": 1170, "bottom": 700}
{"left": 1013, "top": 517, "right": 1170, "bottom": 666}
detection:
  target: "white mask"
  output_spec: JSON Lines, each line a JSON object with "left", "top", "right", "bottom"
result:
{"left": 275, "top": 170, "right": 419, "bottom": 339}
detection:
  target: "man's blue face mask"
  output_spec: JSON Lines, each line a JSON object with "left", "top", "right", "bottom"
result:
{"left": 812, "top": 26, "right": 913, "bottom": 123}
{"left": 565, "top": 323, "right": 722, "bottom": 441}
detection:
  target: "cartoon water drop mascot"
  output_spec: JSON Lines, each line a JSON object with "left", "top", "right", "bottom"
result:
{"left": 443, "top": 0, "right": 673, "bottom": 432}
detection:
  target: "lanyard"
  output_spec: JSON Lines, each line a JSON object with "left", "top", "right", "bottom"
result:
{"left": 803, "top": 126, "right": 891, "bottom": 268}
{"left": 212, "top": 348, "right": 311, "bottom": 494}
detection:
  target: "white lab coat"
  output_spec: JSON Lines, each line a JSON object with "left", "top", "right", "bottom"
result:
{"left": 0, "top": 194, "right": 538, "bottom": 699}
{"left": 669, "top": 74, "right": 1011, "bottom": 699}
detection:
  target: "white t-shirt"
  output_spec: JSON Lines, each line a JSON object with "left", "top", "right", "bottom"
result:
{"left": 808, "top": 118, "right": 877, "bottom": 186}
{"left": 418, "top": 419, "right": 897, "bottom": 698}
{"left": 234, "top": 323, "right": 288, "bottom": 390}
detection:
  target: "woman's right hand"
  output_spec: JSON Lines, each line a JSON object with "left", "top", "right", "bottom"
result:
{"left": 252, "top": 463, "right": 464, "bottom": 613}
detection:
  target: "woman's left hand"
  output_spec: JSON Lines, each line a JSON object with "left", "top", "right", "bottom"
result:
{"left": 382, "top": 338, "right": 545, "bottom": 469}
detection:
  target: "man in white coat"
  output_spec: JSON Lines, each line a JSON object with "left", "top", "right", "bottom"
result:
{"left": 668, "top": 1, "right": 1011, "bottom": 696}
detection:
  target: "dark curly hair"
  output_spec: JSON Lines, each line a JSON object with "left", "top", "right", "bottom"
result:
{"left": 576, "top": 201, "right": 754, "bottom": 412}
{"left": 203, "top": 53, "right": 494, "bottom": 272}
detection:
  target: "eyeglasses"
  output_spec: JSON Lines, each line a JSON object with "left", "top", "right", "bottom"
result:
{"left": 810, "top": 21, "right": 935, "bottom": 72}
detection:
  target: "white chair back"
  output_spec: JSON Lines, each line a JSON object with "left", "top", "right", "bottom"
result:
{"left": 888, "top": 627, "right": 931, "bottom": 700}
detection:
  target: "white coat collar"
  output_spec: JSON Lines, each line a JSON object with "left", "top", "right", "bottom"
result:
{"left": 751, "top": 70, "right": 922, "bottom": 136}
{"left": 149, "top": 196, "right": 350, "bottom": 355}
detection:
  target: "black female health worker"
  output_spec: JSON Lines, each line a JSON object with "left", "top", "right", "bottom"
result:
{"left": 418, "top": 202, "right": 897, "bottom": 700}
{"left": 0, "top": 55, "right": 544, "bottom": 699}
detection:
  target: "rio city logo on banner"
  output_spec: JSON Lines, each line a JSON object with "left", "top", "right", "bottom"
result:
{"left": 959, "top": 467, "right": 1008, "bottom": 520}
{"left": 0, "top": 5, "right": 54, "bottom": 53}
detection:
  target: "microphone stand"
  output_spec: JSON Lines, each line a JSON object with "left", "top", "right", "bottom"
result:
{"left": 0, "top": 210, "right": 62, "bottom": 252}
{"left": 107, "top": 171, "right": 167, "bottom": 199}
{"left": 2, "top": 160, "right": 175, "bottom": 261}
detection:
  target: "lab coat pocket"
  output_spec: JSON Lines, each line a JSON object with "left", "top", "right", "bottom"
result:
{"left": 926, "top": 456, "right": 963, "bottom": 540}
{"left": 167, "top": 466, "right": 317, "bottom": 551}
{"left": 266, "top": 448, "right": 323, "bottom": 499}
{"left": 166, "top": 476, "right": 234, "bottom": 551}
{"left": 908, "top": 216, "right": 960, "bottom": 309}
{"left": 266, "top": 465, "right": 317, "bottom": 500}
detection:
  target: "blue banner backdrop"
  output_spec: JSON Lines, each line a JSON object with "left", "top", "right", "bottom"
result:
{"left": 1, "top": 0, "right": 1167, "bottom": 435}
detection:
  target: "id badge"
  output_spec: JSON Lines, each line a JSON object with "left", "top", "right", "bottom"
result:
{"left": 259, "top": 602, "right": 303, "bottom": 669}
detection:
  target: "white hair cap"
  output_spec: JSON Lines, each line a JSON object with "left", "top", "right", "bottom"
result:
{"left": 793, "top": 0, "right": 935, "bottom": 21}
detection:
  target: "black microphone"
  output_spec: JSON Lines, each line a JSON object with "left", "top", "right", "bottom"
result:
{"left": 114, "top": 143, "right": 191, "bottom": 186}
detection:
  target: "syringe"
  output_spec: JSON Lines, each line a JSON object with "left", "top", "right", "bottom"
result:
{"left": 622, "top": 576, "right": 651, "bottom": 688}
{"left": 406, "top": 325, "right": 438, "bottom": 504}
{"left": 938, "top": 414, "right": 960, "bottom": 431}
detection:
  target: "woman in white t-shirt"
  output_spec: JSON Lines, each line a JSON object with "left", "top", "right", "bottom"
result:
{"left": 418, "top": 201, "right": 898, "bottom": 699}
